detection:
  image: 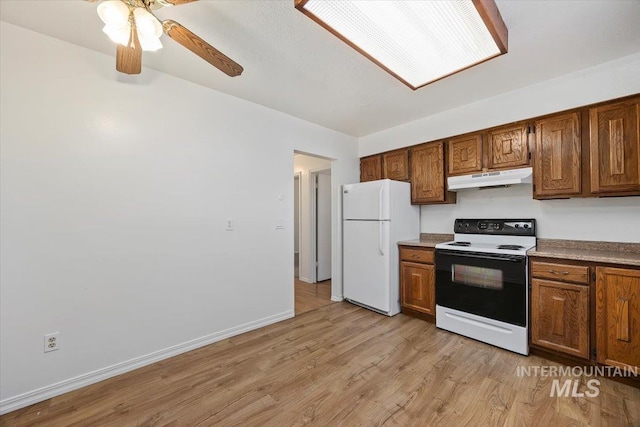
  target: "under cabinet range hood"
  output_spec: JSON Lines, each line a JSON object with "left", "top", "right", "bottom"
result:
{"left": 447, "top": 167, "right": 533, "bottom": 191}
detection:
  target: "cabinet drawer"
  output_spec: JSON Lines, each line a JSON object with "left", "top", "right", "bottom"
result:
{"left": 531, "top": 261, "right": 589, "bottom": 284}
{"left": 400, "top": 248, "right": 434, "bottom": 264}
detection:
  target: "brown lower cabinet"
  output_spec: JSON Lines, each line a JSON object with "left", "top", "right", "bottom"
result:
{"left": 530, "top": 259, "right": 640, "bottom": 372}
{"left": 596, "top": 267, "right": 640, "bottom": 370}
{"left": 531, "top": 278, "right": 589, "bottom": 359}
{"left": 399, "top": 246, "right": 435, "bottom": 321}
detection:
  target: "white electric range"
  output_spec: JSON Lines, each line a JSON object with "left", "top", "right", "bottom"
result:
{"left": 434, "top": 219, "right": 536, "bottom": 355}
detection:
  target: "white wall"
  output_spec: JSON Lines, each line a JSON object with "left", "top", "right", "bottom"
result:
{"left": 421, "top": 185, "right": 639, "bottom": 242}
{"left": 293, "top": 154, "right": 331, "bottom": 283}
{"left": 0, "top": 22, "right": 358, "bottom": 412}
{"left": 359, "top": 53, "right": 640, "bottom": 243}
{"left": 359, "top": 53, "right": 640, "bottom": 156}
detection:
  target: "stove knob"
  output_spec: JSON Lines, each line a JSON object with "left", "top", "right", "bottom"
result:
{"left": 515, "top": 224, "right": 520, "bottom": 228}
{"left": 524, "top": 224, "right": 529, "bottom": 229}
{"left": 465, "top": 223, "right": 469, "bottom": 228}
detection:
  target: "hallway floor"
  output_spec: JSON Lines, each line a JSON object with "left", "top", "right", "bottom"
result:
{"left": 294, "top": 278, "right": 334, "bottom": 315}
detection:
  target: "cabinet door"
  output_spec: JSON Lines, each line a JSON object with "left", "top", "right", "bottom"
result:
{"left": 401, "top": 261, "right": 435, "bottom": 315}
{"left": 447, "top": 134, "right": 483, "bottom": 176}
{"left": 589, "top": 99, "right": 640, "bottom": 194}
{"left": 360, "top": 155, "right": 382, "bottom": 182}
{"left": 487, "top": 124, "right": 530, "bottom": 170}
{"left": 596, "top": 267, "right": 640, "bottom": 370}
{"left": 410, "top": 142, "right": 451, "bottom": 204}
{"left": 533, "top": 113, "right": 581, "bottom": 198}
{"left": 382, "top": 149, "right": 410, "bottom": 181}
{"left": 531, "top": 279, "right": 589, "bottom": 359}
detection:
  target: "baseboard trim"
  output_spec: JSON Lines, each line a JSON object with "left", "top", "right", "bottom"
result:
{"left": 0, "top": 310, "right": 294, "bottom": 415}
{"left": 298, "top": 276, "right": 311, "bottom": 283}
{"left": 331, "top": 294, "right": 344, "bottom": 302}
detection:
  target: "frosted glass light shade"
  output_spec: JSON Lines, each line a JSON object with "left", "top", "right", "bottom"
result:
{"left": 97, "top": 0, "right": 129, "bottom": 26}
{"left": 297, "top": 0, "right": 507, "bottom": 89}
{"left": 133, "top": 8, "right": 163, "bottom": 51}
{"left": 98, "top": 0, "right": 131, "bottom": 46}
{"left": 102, "top": 22, "right": 131, "bottom": 46}
{"left": 96, "top": 2, "right": 164, "bottom": 52}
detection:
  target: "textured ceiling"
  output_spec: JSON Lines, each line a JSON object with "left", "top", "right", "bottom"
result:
{"left": 2, "top": 0, "right": 640, "bottom": 137}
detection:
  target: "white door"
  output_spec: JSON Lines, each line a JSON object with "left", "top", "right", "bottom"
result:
{"left": 316, "top": 173, "right": 332, "bottom": 281}
{"left": 343, "top": 220, "right": 390, "bottom": 312}
{"left": 343, "top": 180, "right": 390, "bottom": 220}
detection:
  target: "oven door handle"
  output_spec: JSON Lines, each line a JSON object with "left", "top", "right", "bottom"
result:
{"left": 436, "top": 250, "right": 524, "bottom": 262}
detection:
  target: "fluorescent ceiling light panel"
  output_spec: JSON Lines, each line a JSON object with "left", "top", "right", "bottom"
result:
{"left": 296, "top": 0, "right": 508, "bottom": 90}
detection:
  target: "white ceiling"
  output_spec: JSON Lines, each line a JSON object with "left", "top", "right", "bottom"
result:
{"left": 2, "top": 0, "right": 640, "bottom": 137}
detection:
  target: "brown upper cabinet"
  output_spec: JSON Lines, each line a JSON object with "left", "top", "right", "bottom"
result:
{"left": 447, "top": 124, "right": 530, "bottom": 177}
{"left": 589, "top": 98, "right": 640, "bottom": 194}
{"left": 359, "top": 94, "right": 639, "bottom": 199}
{"left": 533, "top": 112, "right": 582, "bottom": 198}
{"left": 360, "top": 154, "right": 381, "bottom": 182}
{"left": 487, "top": 123, "right": 530, "bottom": 170}
{"left": 382, "top": 148, "right": 410, "bottom": 181}
{"left": 410, "top": 141, "right": 456, "bottom": 205}
{"left": 447, "top": 134, "right": 483, "bottom": 176}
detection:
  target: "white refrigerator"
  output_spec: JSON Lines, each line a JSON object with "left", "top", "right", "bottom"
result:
{"left": 342, "top": 179, "right": 420, "bottom": 316}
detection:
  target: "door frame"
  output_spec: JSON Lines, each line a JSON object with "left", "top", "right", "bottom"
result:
{"left": 310, "top": 168, "right": 331, "bottom": 283}
{"left": 293, "top": 171, "right": 302, "bottom": 260}
{"left": 293, "top": 150, "right": 340, "bottom": 302}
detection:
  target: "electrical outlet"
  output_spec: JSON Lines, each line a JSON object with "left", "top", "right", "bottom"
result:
{"left": 44, "top": 332, "right": 60, "bottom": 353}
{"left": 275, "top": 220, "right": 284, "bottom": 230}
{"left": 226, "top": 219, "right": 234, "bottom": 231}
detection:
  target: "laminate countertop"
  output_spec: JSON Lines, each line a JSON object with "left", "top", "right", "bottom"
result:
{"left": 397, "top": 233, "right": 453, "bottom": 249}
{"left": 527, "top": 239, "right": 640, "bottom": 267}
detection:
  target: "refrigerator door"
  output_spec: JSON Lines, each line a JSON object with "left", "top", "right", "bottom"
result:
{"left": 343, "top": 220, "right": 390, "bottom": 313}
{"left": 343, "top": 180, "right": 390, "bottom": 220}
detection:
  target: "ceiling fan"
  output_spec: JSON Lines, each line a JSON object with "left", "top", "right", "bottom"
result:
{"left": 86, "top": 0, "right": 243, "bottom": 77}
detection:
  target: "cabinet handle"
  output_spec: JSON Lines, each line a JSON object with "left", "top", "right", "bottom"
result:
{"left": 548, "top": 269, "right": 569, "bottom": 275}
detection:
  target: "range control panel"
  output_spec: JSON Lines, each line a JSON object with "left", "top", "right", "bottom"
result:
{"left": 454, "top": 219, "right": 536, "bottom": 236}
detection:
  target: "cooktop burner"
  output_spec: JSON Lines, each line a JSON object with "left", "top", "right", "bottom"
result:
{"left": 497, "top": 244, "right": 525, "bottom": 250}
{"left": 447, "top": 241, "right": 471, "bottom": 247}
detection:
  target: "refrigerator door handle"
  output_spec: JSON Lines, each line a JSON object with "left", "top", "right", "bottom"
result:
{"left": 378, "top": 222, "right": 384, "bottom": 256}
{"left": 378, "top": 186, "right": 384, "bottom": 220}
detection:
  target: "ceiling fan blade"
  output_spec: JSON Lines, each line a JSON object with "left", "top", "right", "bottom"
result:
{"left": 162, "top": 20, "right": 243, "bottom": 77}
{"left": 116, "top": 21, "right": 142, "bottom": 74}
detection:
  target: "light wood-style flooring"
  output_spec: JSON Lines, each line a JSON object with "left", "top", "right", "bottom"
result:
{"left": 294, "top": 278, "right": 333, "bottom": 315}
{"left": 2, "top": 302, "right": 639, "bottom": 426}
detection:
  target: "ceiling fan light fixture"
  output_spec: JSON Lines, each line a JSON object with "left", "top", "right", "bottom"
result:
{"left": 97, "top": 0, "right": 129, "bottom": 26}
{"left": 102, "top": 22, "right": 131, "bottom": 46}
{"left": 295, "top": 0, "right": 508, "bottom": 90}
{"left": 98, "top": 0, "right": 131, "bottom": 46}
{"left": 133, "top": 7, "right": 163, "bottom": 51}
{"left": 138, "top": 34, "right": 163, "bottom": 51}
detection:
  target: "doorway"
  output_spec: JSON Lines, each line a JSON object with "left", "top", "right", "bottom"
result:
{"left": 293, "top": 152, "right": 335, "bottom": 315}
{"left": 294, "top": 172, "right": 301, "bottom": 279}
{"left": 312, "top": 169, "right": 331, "bottom": 282}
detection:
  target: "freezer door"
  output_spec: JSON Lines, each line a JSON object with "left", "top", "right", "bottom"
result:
{"left": 343, "top": 220, "right": 390, "bottom": 312}
{"left": 343, "top": 180, "right": 390, "bottom": 220}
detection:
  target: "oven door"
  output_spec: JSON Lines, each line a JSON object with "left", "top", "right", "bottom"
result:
{"left": 435, "top": 249, "right": 527, "bottom": 327}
